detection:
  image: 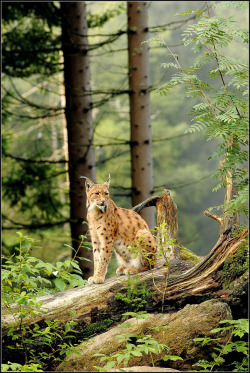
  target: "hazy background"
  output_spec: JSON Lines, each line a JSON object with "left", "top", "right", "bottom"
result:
{"left": 2, "top": 1, "right": 248, "bottom": 270}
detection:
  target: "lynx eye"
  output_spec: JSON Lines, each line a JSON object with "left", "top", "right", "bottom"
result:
{"left": 105, "top": 192, "right": 109, "bottom": 196}
{"left": 95, "top": 192, "right": 100, "bottom": 196}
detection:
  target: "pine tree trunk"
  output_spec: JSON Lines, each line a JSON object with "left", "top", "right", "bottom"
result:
{"left": 61, "top": 2, "right": 95, "bottom": 278}
{"left": 127, "top": 2, "right": 155, "bottom": 228}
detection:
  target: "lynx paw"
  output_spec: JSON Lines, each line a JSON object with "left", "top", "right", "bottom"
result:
{"left": 116, "top": 267, "right": 125, "bottom": 276}
{"left": 88, "top": 276, "right": 105, "bottom": 284}
{"left": 123, "top": 268, "right": 138, "bottom": 275}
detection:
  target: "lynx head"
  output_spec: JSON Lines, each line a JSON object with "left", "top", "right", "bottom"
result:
{"left": 80, "top": 175, "right": 110, "bottom": 213}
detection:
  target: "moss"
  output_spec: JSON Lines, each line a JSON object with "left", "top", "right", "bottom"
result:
{"left": 80, "top": 319, "right": 113, "bottom": 339}
{"left": 115, "top": 274, "right": 154, "bottom": 313}
{"left": 179, "top": 246, "right": 201, "bottom": 265}
{"left": 221, "top": 243, "right": 249, "bottom": 289}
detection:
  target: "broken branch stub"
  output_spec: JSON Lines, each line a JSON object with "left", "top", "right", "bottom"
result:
{"left": 132, "top": 190, "right": 180, "bottom": 259}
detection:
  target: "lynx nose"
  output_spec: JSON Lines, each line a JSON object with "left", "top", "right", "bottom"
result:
{"left": 100, "top": 201, "right": 105, "bottom": 206}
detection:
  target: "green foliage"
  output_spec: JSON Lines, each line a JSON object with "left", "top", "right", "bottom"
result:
{"left": 120, "top": 224, "right": 183, "bottom": 313}
{"left": 4, "top": 316, "right": 81, "bottom": 371}
{"left": 154, "top": 2, "right": 249, "bottom": 219}
{"left": 2, "top": 232, "right": 89, "bottom": 371}
{"left": 2, "top": 2, "right": 61, "bottom": 27}
{"left": 1, "top": 362, "right": 43, "bottom": 372}
{"left": 152, "top": 223, "right": 179, "bottom": 264}
{"left": 193, "top": 318, "right": 249, "bottom": 371}
{"left": 2, "top": 6, "right": 61, "bottom": 77}
{"left": 94, "top": 311, "right": 182, "bottom": 371}
{"left": 2, "top": 162, "right": 64, "bottom": 221}
{"left": 87, "top": 4, "right": 125, "bottom": 28}
{"left": 2, "top": 232, "right": 88, "bottom": 300}
{"left": 115, "top": 273, "right": 154, "bottom": 312}
{"left": 2, "top": 1, "right": 241, "bottom": 259}
{"left": 1, "top": 3, "right": 247, "bottom": 285}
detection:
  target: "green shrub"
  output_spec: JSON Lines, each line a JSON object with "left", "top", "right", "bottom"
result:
{"left": 193, "top": 318, "right": 249, "bottom": 371}
{"left": 2, "top": 232, "right": 89, "bottom": 371}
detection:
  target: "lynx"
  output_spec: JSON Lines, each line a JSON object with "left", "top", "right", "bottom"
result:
{"left": 82, "top": 175, "right": 156, "bottom": 284}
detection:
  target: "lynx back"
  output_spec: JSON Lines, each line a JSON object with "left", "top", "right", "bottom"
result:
{"left": 83, "top": 175, "right": 156, "bottom": 284}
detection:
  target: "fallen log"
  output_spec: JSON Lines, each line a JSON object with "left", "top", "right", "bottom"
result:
{"left": 155, "top": 227, "right": 248, "bottom": 300}
{"left": 1, "top": 190, "right": 184, "bottom": 334}
{"left": 2, "top": 227, "right": 248, "bottom": 334}
{"left": 2, "top": 190, "right": 248, "bottom": 335}
{"left": 56, "top": 299, "right": 232, "bottom": 372}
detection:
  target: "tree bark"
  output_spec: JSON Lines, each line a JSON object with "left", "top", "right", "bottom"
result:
{"left": 205, "top": 136, "right": 240, "bottom": 237}
{"left": 132, "top": 190, "right": 180, "bottom": 258}
{"left": 220, "top": 137, "right": 240, "bottom": 234}
{"left": 127, "top": 2, "right": 154, "bottom": 229}
{"left": 61, "top": 2, "right": 95, "bottom": 278}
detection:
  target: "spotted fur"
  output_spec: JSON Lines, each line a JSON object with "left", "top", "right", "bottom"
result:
{"left": 83, "top": 176, "right": 156, "bottom": 284}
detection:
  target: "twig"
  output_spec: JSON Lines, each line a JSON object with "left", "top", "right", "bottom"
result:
{"left": 204, "top": 210, "right": 222, "bottom": 226}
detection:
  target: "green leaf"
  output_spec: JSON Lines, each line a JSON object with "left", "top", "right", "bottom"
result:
{"left": 106, "top": 361, "right": 116, "bottom": 370}
{"left": 64, "top": 244, "right": 75, "bottom": 250}
{"left": 55, "top": 278, "right": 67, "bottom": 292}
{"left": 131, "top": 350, "right": 143, "bottom": 357}
{"left": 163, "top": 355, "right": 183, "bottom": 361}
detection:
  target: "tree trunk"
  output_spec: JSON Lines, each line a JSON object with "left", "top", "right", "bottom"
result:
{"left": 61, "top": 2, "right": 95, "bottom": 278}
{"left": 132, "top": 190, "right": 180, "bottom": 258}
{"left": 205, "top": 136, "right": 240, "bottom": 237}
{"left": 220, "top": 136, "right": 240, "bottom": 233}
{"left": 127, "top": 2, "right": 155, "bottom": 229}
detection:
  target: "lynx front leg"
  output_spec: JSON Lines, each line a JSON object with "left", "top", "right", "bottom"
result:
{"left": 88, "top": 239, "right": 114, "bottom": 284}
{"left": 88, "top": 233, "right": 101, "bottom": 284}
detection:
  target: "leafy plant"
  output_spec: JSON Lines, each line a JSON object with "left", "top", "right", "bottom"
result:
{"left": 193, "top": 318, "right": 249, "bottom": 371}
{"left": 115, "top": 273, "right": 154, "bottom": 313}
{"left": 2, "top": 232, "right": 90, "bottom": 371}
{"left": 1, "top": 362, "right": 43, "bottom": 372}
{"left": 151, "top": 2, "right": 249, "bottom": 221}
{"left": 151, "top": 223, "right": 181, "bottom": 310}
{"left": 119, "top": 224, "right": 180, "bottom": 312}
{"left": 151, "top": 223, "right": 179, "bottom": 263}
{"left": 93, "top": 311, "right": 182, "bottom": 371}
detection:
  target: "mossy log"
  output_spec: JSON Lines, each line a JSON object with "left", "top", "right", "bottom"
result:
{"left": 2, "top": 229, "right": 248, "bottom": 335}
{"left": 2, "top": 191, "right": 248, "bottom": 335}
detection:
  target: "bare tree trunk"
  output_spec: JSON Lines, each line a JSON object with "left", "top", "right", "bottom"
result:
{"left": 61, "top": 2, "right": 95, "bottom": 278}
{"left": 156, "top": 190, "right": 180, "bottom": 258}
{"left": 132, "top": 190, "right": 180, "bottom": 258}
{"left": 127, "top": 2, "right": 155, "bottom": 228}
{"left": 205, "top": 136, "right": 240, "bottom": 237}
{"left": 221, "top": 137, "right": 240, "bottom": 233}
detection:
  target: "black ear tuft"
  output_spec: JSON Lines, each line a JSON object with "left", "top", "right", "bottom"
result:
{"left": 105, "top": 174, "right": 111, "bottom": 188}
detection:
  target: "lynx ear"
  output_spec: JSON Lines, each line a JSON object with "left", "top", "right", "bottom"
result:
{"left": 79, "top": 176, "right": 94, "bottom": 190}
{"left": 86, "top": 178, "right": 95, "bottom": 190}
{"left": 105, "top": 174, "right": 111, "bottom": 188}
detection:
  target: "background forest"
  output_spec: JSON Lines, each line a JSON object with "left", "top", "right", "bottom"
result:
{"left": 2, "top": 1, "right": 249, "bottom": 274}
{"left": 1, "top": 2, "right": 249, "bottom": 372}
